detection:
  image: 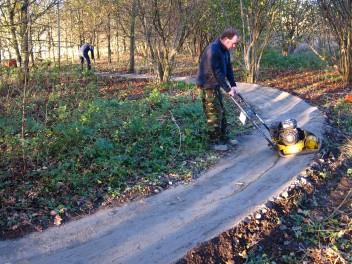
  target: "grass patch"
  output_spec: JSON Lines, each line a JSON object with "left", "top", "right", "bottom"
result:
{"left": 333, "top": 100, "right": 352, "bottom": 133}
{"left": 0, "top": 64, "right": 244, "bottom": 237}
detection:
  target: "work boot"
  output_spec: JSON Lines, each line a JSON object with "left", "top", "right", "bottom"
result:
{"left": 211, "top": 143, "right": 229, "bottom": 151}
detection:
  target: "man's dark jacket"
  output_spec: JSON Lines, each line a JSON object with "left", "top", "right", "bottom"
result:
{"left": 79, "top": 44, "right": 94, "bottom": 60}
{"left": 196, "top": 39, "right": 236, "bottom": 92}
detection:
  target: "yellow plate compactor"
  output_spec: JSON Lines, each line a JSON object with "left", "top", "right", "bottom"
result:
{"left": 228, "top": 92, "right": 321, "bottom": 157}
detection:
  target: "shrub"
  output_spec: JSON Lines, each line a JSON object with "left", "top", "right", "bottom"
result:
{"left": 261, "top": 48, "right": 327, "bottom": 71}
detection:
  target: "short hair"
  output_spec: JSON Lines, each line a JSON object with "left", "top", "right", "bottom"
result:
{"left": 220, "top": 28, "right": 239, "bottom": 39}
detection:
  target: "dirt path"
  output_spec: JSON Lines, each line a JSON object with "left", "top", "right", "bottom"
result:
{"left": 95, "top": 71, "right": 196, "bottom": 83}
{"left": 0, "top": 83, "right": 325, "bottom": 264}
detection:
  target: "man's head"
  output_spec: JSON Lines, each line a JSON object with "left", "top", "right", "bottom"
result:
{"left": 220, "top": 28, "right": 240, "bottom": 50}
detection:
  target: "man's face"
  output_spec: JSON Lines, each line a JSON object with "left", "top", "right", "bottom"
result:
{"left": 222, "top": 35, "right": 240, "bottom": 50}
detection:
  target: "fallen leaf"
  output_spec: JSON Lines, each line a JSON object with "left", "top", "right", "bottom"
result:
{"left": 54, "top": 215, "right": 62, "bottom": 226}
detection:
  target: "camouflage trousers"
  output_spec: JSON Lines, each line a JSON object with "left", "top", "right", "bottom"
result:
{"left": 201, "top": 88, "right": 228, "bottom": 143}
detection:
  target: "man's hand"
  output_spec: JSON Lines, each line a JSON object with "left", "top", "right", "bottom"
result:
{"left": 228, "top": 87, "right": 237, "bottom": 97}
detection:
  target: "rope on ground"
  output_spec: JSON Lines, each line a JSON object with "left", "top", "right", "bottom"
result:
{"left": 169, "top": 110, "right": 182, "bottom": 156}
{"left": 326, "top": 189, "right": 352, "bottom": 220}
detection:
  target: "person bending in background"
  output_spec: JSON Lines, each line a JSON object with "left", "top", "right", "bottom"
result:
{"left": 196, "top": 28, "right": 240, "bottom": 151}
{"left": 79, "top": 43, "right": 94, "bottom": 71}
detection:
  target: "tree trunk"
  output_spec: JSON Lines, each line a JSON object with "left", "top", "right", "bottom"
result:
{"left": 244, "top": 42, "right": 256, "bottom": 83}
{"left": 318, "top": 0, "right": 352, "bottom": 85}
{"left": 29, "top": 28, "right": 35, "bottom": 67}
{"left": 162, "top": 62, "right": 173, "bottom": 83}
{"left": 123, "top": 37, "right": 126, "bottom": 52}
{"left": 128, "top": 0, "right": 137, "bottom": 73}
{"left": 246, "top": 48, "right": 256, "bottom": 83}
{"left": 247, "top": 66, "right": 255, "bottom": 83}
{"left": 20, "top": 0, "right": 30, "bottom": 83}
{"left": 107, "top": 14, "right": 112, "bottom": 64}
{"left": 8, "top": 1, "right": 22, "bottom": 66}
{"left": 7, "top": 47, "right": 12, "bottom": 59}
{"left": 156, "top": 49, "right": 177, "bottom": 82}
{"left": 137, "top": 0, "right": 200, "bottom": 83}
{"left": 240, "top": 0, "right": 277, "bottom": 83}
{"left": 37, "top": 31, "right": 42, "bottom": 59}
{"left": 65, "top": 31, "right": 69, "bottom": 63}
{"left": 157, "top": 62, "right": 164, "bottom": 82}
{"left": 19, "top": 0, "right": 30, "bottom": 174}
{"left": 115, "top": 29, "right": 120, "bottom": 62}
{"left": 48, "top": 28, "right": 51, "bottom": 60}
{"left": 282, "top": 43, "right": 289, "bottom": 56}
{"left": 191, "top": 36, "right": 197, "bottom": 58}
{"left": 96, "top": 32, "right": 100, "bottom": 60}
{"left": 0, "top": 38, "right": 2, "bottom": 64}
{"left": 57, "top": 1, "right": 61, "bottom": 68}
{"left": 48, "top": 26, "right": 56, "bottom": 62}
{"left": 50, "top": 26, "right": 55, "bottom": 62}
{"left": 340, "top": 41, "right": 352, "bottom": 84}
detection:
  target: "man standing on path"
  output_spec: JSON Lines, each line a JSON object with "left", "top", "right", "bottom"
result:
{"left": 79, "top": 43, "right": 95, "bottom": 71}
{"left": 196, "top": 28, "right": 240, "bottom": 151}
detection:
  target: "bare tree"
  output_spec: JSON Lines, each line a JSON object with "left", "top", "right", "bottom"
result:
{"left": 20, "top": 0, "right": 30, "bottom": 84}
{"left": 184, "top": 0, "right": 227, "bottom": 60}
{"left": 5, "top": 0, "right": 23, "bottom": 66}
{"left": 114, "top": 0, "right": 138, "bottom": 72}
{"left": 19, "top": 0, "right": 30, "bottom": 171}
{"left": 240, "top": 0, "right": 279, "bottom": 83}
{"left": 300, "top": 4, "right": 333, "bottom": 64}
{"left": 317, "top": 0, "right": 352, "bottom": 85}
{"left": 276, "top": 0, "right": 314, "bottom": 56}
{"left": 1, "top": 0, "right": 58, "bottom": 67}
{"left": 137, "top": 0, "right": 203, "bottom": 82}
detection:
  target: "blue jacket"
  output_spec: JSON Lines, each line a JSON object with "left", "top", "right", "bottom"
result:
{"left": 196, "top": 39, "right": 236, "bottom": 92}
{"left": 79, "top": 44, "right": 94, "bottom": 59}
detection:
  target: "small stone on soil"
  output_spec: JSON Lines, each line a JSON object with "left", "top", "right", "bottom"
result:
{"left": 281, "top": 191, "right": 289, "bottom": 198}
{"left": 300, "top": 177, "right": 307, "bottom": 185}
{"left": 279, "top": 225, "right": 287, "bottom": 230}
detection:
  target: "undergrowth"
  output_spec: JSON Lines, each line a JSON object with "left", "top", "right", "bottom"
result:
{"left": 260, "top": 48, "right": 327, "bottom": 71}
{"left": 247, "top": 68, "right": 352, "bottom": 263}
{"left": 0, "top": 64, "right": 244, "bottom": 237}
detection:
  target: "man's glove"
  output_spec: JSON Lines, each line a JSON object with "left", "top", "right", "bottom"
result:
{"left": 228, "top": 86, "right": 237, "bottom": 97}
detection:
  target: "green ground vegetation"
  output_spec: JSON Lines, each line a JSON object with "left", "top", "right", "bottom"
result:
{"left": 260, "top": 48, "right": 327, "bottom": 71}
{"left": 0, "top": 64, "right": 245, "bottom": 236}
